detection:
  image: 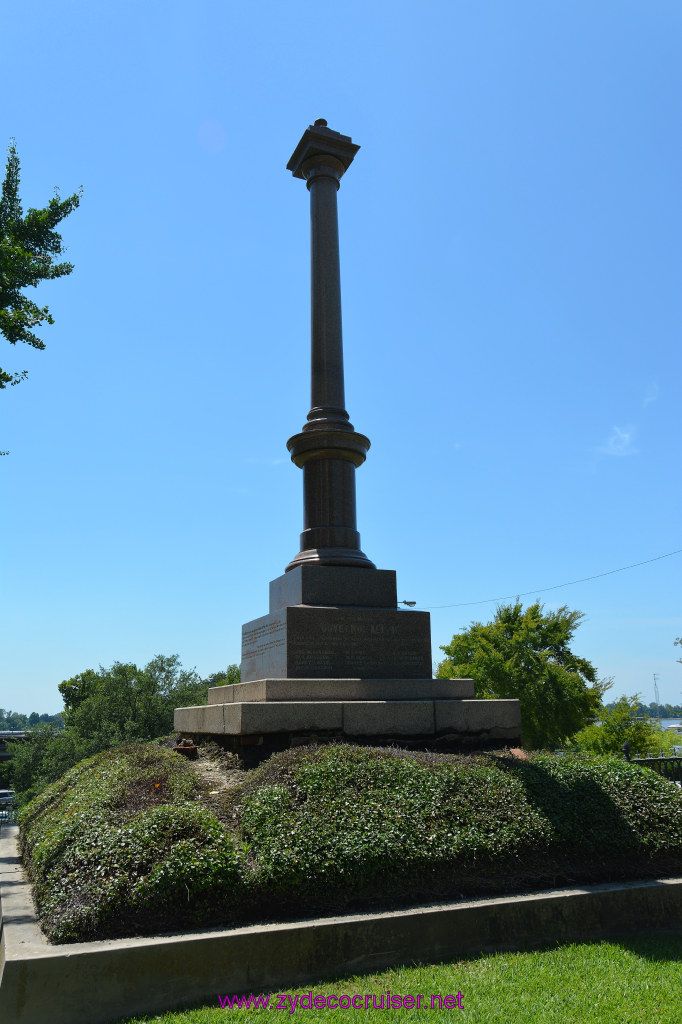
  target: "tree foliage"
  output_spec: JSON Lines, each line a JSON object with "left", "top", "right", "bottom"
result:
{"left": 610, "top": 699, "right": 682, "bottom": 719}
{"left": 0, "top": 708, "right": 63, "bottom": 730}
{"left": 8, "top": 724, "right": 93, "bottom": 804}
{"left": 0, "top": 140, "right": 81, "bottom": 388}
{"left": 437, "top": 601, "right": 605, "bottom": 749}
{"left": 571, "top": 695, "right": 662, "bottom": 756}
{"left": 10, "top": 655, "right": 240, "bottom": 803}
{"left": 57, "top": 654, "right": 233, "bottom": 741}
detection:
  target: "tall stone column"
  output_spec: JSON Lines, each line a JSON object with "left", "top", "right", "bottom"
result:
{"left": 236, "top": 119, "right": 431, "bottom": 683}
{"left": 174, "top": 119, "right": 522, "bottom": 758}
{"left": 285, "top": 120, "right": 374, "bottom": 571}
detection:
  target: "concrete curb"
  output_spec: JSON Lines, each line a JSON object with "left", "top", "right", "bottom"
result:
{"left": 2, "top": 824, "right": 682, "bottom": 1024}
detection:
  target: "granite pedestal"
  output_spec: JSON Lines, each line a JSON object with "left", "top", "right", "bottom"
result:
{"left": 174, "top": 565, "right": 522, "bottom": 762}
{"left": 242, "top": 566, "right": 431, "bottom": 682}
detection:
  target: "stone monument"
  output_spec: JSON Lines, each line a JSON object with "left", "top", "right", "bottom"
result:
{"left": 175, "top": 120, "right": 521, "bottom": 760}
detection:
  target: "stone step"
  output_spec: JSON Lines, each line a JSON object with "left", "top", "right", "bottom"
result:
{"left": 175, "top": 698, "right": 521, "bottom": 739}
{"left": 208, "top": 677, "right": 475, "bottom": 704}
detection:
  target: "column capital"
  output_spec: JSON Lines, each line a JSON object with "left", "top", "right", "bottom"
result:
{"left": 287, "top": 119, "right": 360, "bottom": 181}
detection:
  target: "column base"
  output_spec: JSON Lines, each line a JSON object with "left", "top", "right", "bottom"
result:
{"left": 286, "top": 546, "right": 376, "bottom": 571}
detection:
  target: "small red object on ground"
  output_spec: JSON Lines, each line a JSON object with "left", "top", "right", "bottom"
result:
{"left": 172, "top": 744, "right": 197, "bottom": 759}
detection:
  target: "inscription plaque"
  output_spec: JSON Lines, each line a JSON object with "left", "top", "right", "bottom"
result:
{"left": 241, "top": 606, "right": 432, "bottom": 682}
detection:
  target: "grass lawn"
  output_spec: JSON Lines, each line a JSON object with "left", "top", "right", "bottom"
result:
{"left": 114, "top": 934, "right": 682, "bottom": 1023}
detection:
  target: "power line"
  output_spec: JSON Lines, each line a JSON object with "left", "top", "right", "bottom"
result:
{"left": 425, "top": 547, "right": 682, "bottom": 610}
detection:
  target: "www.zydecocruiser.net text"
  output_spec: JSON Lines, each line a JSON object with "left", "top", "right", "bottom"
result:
{"left": 218, "top": 991, "right": 464, "bottom": 1011}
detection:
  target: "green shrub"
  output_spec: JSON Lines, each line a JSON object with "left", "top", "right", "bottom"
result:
{"left": 232, "top": 747, "right": 682, "bottom": 911}
{"left": 19, "top": 743, "right": 682, "bottom": 943}
{"left": 19, "top": 744, "right": 245, "bottom": 942}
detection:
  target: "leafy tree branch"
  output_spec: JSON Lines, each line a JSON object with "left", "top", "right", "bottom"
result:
{"left": 0, "top": 139, "right": 81, "bottom": 388}
{"left": 437, "top": 601, "right": 606, "bottom": 749}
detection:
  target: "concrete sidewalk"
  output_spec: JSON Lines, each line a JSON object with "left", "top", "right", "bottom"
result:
{"left": 2, "top": 824, "right": 681, "bottom": 1024}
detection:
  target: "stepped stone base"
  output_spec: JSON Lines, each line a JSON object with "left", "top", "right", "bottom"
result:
{"left": 208, "top": 677, "right": 475, "bottom": 703}
{"left": 176, "top": 569, "right": 522, "bottom": 763}
{"left": 174, "top": 679, "right": 522, "bottom": 763}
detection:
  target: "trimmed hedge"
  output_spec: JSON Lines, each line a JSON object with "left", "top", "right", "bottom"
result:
{"left": 18, "top": 743, "right": 682, "bottom": 943}
{"left": 18, "top": 744, "right": 245, "bottom": 941}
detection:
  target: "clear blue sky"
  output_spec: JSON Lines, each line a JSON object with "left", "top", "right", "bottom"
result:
{"left": 2, "top": 0, "right": 680, "bottom": 713}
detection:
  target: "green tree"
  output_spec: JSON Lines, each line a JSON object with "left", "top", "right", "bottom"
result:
{"left": 437, "top": 601, "right": 605, "bottom": 749}
{"left": 203, "top": 664, "right": 241, "bottom": 689}
{"left": 0, "top": 140, "right": 81, "bottom": 388}
{"left": 58, "top": 668, "right": 101, "bottom": 722}
{"left": 57, "top": 654, "right": 239, "bottom": 737}
{"left": 0, "top": 709, "right": 29, "bottom": 730}
{"left": 8, "top": 723, "right": 97, "bottom": 805}
{"left": 571, "top": 694, "right": 662, "bottom": 756}
{"left": 62, "top": 661, "right": 170, "bottom": 742}
{"left": 12, "top": 656, "right": 240, "bottom": 804}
